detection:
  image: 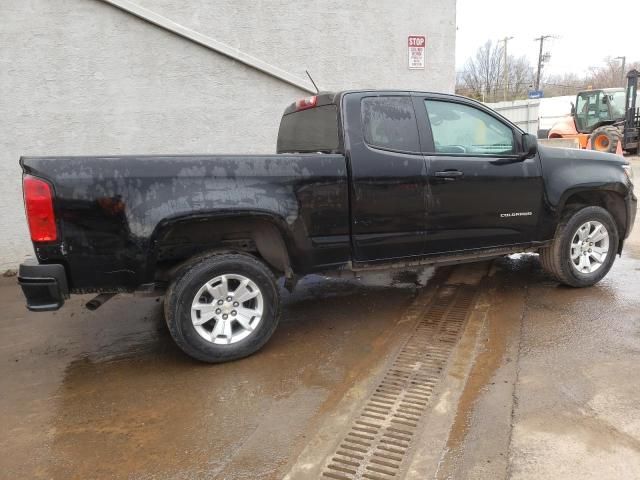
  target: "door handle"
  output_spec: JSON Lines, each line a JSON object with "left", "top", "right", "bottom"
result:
{"left": 434, "top": 170, "right": 464, "bottom": 180}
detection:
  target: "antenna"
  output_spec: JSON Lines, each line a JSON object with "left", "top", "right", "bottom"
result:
{"left": 306, "top": 70, "right": 319, "bottom": 94}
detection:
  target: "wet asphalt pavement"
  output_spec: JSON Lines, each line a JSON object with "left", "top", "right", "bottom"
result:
{"left": 432, "top": 157, "right": 640, "bottom": 479}
{"left": 0, "top": 272, "right": 429, "bottom": 479}
{"left": 1, "top": 158, "right": 639, "bottom": 479}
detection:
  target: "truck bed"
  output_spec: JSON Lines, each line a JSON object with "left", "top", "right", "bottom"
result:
{"left": 20, "top": 154, "right": 349, "bottom": 292}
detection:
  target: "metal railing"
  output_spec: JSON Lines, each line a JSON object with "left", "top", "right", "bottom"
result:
{"left": 98, "top": 0, "right": 317, "bottom": 94}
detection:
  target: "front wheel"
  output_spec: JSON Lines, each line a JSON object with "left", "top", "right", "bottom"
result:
{"left": 164, "top": 253, "right": 281, "bottom": 363}
{"left": 539, "top": 206, "right": 619, "bottom": 287}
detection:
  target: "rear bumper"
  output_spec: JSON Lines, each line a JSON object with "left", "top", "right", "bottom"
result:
{"left": 18, "top": 259, "right": 69, "bottom": 311}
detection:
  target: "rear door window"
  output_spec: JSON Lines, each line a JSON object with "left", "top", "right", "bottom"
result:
{"left": 361, "top": 97, "right": 420, "bottom": 153}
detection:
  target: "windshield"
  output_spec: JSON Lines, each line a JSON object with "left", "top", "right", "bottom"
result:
{"left": 608, "top": 91, "right": 626, "bottom": 118}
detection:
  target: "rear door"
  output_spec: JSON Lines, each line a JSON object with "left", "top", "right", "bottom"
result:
{"left": 413, "top": 94, "right": 544, "bottom": 253}
{"left": 343, "top": 92, "right": 428, "bottom": 262}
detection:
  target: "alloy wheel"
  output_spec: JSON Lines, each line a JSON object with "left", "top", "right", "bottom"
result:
{"left": 569, "top": 220, "right": 610, "bottom": 274}
{"left": 190, "top": 274, "right": 263, "bottom": 345}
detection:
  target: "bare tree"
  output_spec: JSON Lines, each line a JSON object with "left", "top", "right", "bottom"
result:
{"left": 458, "top": 40, "right": 504, "bottom": 101}
{"left": 542, "top": 72, "right": 586, "bottom": 97}
{"left": 508, "top": 55, "right": 534, "bottom": 99}
{"left": 458, "top": 44, "right": 639, "bottom": 102}
{"left": 541, "top": 58, "right": 639, "bottom": 95}
{"left": 457, "top": 41, "right": 534, "bottom": 102}
{"left": 586, "top": 56, "right": 640, "bottom": 88}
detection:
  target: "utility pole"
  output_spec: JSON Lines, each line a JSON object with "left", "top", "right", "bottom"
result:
{"left": 534, "top": 35, "right": 553, "bottom": 91}
{"left": 500, "top": 36, "right": 514, "bottom": 101}
{"left": 615, "top": 56, "right": 626, "bottom": 85}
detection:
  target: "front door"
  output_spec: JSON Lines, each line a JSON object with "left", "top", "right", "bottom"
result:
{"left": 414, "top": 96, "right": 544, "bottom": 254}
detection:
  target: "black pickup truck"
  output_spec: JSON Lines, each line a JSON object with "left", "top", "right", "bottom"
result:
{"left": 19, "top": 91, "right": 636, "bottom": 362}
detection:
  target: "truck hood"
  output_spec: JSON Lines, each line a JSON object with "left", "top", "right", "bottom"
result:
{"left": 538, "top": 144, "right": 628, "bottom": 167}
{"left": 536, "top": 144, "right": 634, "bottom": 215}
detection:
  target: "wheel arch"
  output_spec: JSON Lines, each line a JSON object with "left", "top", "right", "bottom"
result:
{"left": 559, "top": 188, "right": 627, "bottom": 252}
{"left": 147, "top": 211, "right": 294, "bottom": 283}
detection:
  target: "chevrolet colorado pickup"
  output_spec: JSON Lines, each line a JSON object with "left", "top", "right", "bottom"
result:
{"left": 18, "top": 91, "right": 637, "bottom": 362}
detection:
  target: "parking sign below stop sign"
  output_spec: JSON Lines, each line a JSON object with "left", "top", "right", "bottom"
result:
{"left": 408, "top": 35, "right": 426, "bottom": 70}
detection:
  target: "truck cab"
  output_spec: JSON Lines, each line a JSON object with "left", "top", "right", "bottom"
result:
{"left": 574, "top": 88, "right": 626, "bottom": 133}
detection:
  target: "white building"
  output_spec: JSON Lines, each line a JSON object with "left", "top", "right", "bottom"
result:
{"left": 1, "top": 0, "right": 456, "bottom": 271}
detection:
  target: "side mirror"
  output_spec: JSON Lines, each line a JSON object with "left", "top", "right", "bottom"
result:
{"left": 570, "top": 102, "right": 576, "bottom": 116}
{"left": 521, "top": 133, "right": 538, "bottom": 159}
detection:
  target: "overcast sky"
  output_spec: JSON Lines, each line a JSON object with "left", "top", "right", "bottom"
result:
{"left": 455, "top": 0, "right": 639, "bottom": 77}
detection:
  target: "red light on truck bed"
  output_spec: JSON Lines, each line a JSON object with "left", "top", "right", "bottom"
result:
{"left": 23, "top": 175, "right": 57, "bottom": 242}
{"left": 295, "top": 95, "right": 318, "bottom": 111}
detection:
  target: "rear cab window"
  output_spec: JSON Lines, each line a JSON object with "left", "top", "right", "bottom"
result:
{"left": 277, "top": 101, "right": 340, "bottom": 153}
{"left": 361, "top": 96, "right": 420, "bottom": 153}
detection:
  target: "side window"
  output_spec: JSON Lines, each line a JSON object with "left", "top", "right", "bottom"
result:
{"left": 424, "top": 100, "right": 515, "bottom": 155}
{"left": 362, "top": 97, "right": 420, "bottom": 152}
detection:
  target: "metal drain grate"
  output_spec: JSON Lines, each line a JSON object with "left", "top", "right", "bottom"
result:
{"left": 322, "top": 285, "right": 477, "bottom": 480}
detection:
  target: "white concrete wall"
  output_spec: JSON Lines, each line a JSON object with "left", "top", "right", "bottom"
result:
{"left": 0, "top": 0, "right": 456, "bottom": 271}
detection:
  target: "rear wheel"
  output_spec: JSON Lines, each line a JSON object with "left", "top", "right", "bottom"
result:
{"left": 589, "top": 126, "right": 622, "bottom": 153}
{"left": 164, "top": 253, "right": 281, "bottom": 363}
{"left": 539, "top": 206, "right": 618, "bottom": 287}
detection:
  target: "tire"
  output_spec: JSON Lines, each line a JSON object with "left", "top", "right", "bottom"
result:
{"left": 164, "top": 253, "right": 280, "bottom": 363}
{"left": 589, "top": 126, "right": 622, "bottom": 153}
{"left": 539, "top": 206, "right": 619, "bottom": 287}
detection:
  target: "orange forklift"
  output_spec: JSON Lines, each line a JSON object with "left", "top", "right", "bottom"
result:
{"left": 548, "top": 69, "right": 639, "bottom": 154}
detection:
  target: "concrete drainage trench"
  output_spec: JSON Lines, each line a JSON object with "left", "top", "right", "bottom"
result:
{"left": 321, "top": 284, "right": 478, "bottom": 480}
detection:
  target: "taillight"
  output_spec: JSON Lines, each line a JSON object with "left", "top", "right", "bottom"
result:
{"left": 23, "top": 175, "right": 57, "bottom": 242}
{"left": 295, "top": 95, "right": 317, "bottom": 111}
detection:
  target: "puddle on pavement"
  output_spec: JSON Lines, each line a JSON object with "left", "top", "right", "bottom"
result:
{"left": 1, "top": 273, "right": 430, "bottom": 479}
